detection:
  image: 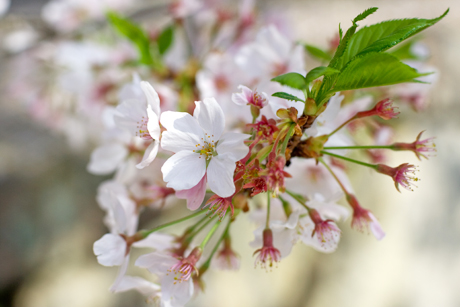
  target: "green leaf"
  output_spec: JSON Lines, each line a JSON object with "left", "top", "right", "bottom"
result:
{"left": 329, "top": 7, "right": 378, "bottom": 69}
{"left": 107, "top": 11, "right": 153, "bottom": 65}
{"left": 271, "top": 73, "right": 307, "bottom": 90}
{"left": 304, "top": 44, "right": 332, "bottom": 62}
{"left": 157, "top": 25, "right": 174, "bottom": 55}
{"left": 305, "top": 66, "right": 340, "bottom": 84}
{"left": 332, "top": 53, "right": 429, "bottom": 92}
{"left": 272, "top": 92, "right": 304, "bottom": 102}
{"left": 340, "top": 9, "right": 448, "bottom": 69}
{"left": 388, "top": 39, "right": 420, "bottom": 60}
{"left": 353, "top": 7, "right": 378, "bottom": 23}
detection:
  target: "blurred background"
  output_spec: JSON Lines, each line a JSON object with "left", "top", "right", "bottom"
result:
{"left": 1, "top": 0, "right": 460, "bottom": 306}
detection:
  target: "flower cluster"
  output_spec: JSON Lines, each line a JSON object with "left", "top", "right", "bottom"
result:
{"left": 5, "top": 1, "right": 446, "bottom": 306}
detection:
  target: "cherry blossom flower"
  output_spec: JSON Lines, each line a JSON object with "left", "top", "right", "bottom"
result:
{"left": 376, "top": 163, "right": 419, "bottom": 192}
{"left": 356, "top": 98, "right": 400, "bottom": 120}
{"left": 232, "top": 85, "right": 268, "bottom": 109}
{"left": 253, "top": 229, "right": 282, "bottom": 270}
{"left": 393, "top": 131, "right": 436, "bottom": 160}
{"left": 135, "top": 248, "right": 202, "bottom": 307}
{"left": 114, "top": 81, "right": 161, "bottom": 169}
{"left": 250, "top": 207, "right": 299, "bottom": 259}
{"left": 295, "top": 193, "right": 348, "bottom": 253}
{"left": 308, "top": 209, "right": 341, "bottom": 252}
{"left": 346, "top": 194, "right": 385, "bottom": 240}
{"left": 203, "top": 194, "right": 234, "bottom": 219}
{"left": 235, "top": 25, "right": 306, "bottom": 117}
{"left": 93, "top": 184, "right": 176, "bottom": 291}
{"left": 160, "top": 97, "right": 249, "bottom": 208}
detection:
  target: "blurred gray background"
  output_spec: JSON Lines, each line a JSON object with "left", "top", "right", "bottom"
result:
{"left": 1, "top": 0, "right": 459, "bottom": 306}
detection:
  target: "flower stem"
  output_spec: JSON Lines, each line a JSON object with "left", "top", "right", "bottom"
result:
{"left": 321, "top": 151, "right": 377, "bottom": 169}
{"left": 265, "top": 192, "right": 271, "bottom": 229}
{"left": 200, "top": 218, "right": 232, "bottom": 270}
{"left": 200, "top": 219, "right": 222, "bottom": 249}
{"left": 138, "top": 209, "right": 206, "bottom": 238}
{"left": 323, "top": 145, "right": 394, "bottom": 150}
{"left": 318, "top": 157, "right": 349, "bottom": 194}
{"left": 189, "top": 214, "right": 218, "bottom": 239}
{"left": 285, "top": 189, "right": 311, "bottom": 212}
{"left": 327, "top": 116, "right": 356, "bottom": 137}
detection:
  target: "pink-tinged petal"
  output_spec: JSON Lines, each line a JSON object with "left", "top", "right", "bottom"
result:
{"left": 160, "top": 111, "right": 202, "bottom": 152}
{"left": 193, "top": 98, "right": 225, "bottom": 140}
{"left": 162, "top": 151, "right": 206, "bottom": 190}
{"left": 135, "top": 251, "right": 177, "bottom": 275}
{"left": 231, "top": 93, "right": 247, "bottom": 106}
{"left": 176, "top": 174, "right": 207, "bottom": 210}
{"left": 110, "top": 254, "right": 130, "bottom": 292}
{"left": 87, "top": 143, "right": 128, "bottom": 175}
{"left": 132, "top": 232, "right": 178, "bottom": 250}
{"left": 147, "top": 105, "right": 161, "bottom": 140}
{"left": 216, "top": 132, "right": 250, "bottom": 161}
{"left": 369, "top": 213, "right": 386, "bottom": 240}
{"left": 207, "top": 157, "right": 236, "bottom": 197}
{"left": 136, "top": 141, "right": 159, "bottom": 169}
{"left": 140, "top": 81, "right": 161, "bottom": 115}
{"left": 111, "top": 276, "right": 160, "bottom": 297}
{"left": 93, "top": 234, "right": 127, "bottom": 266}
{"left": 231, "top": 85, "right": 252, "bottom": 105}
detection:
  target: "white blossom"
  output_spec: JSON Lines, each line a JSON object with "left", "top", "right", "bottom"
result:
{"left": 160, "top": 97, "right": 249, "bottom": 207}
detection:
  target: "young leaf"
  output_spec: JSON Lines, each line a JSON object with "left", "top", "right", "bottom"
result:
{"left": 305, "top": 66, "right": 340, "bottom": 84}
{"left": 157, "top": 25, "right": 174, "bottom": 55}
{"left": 272, "top": 92, "right": 304, "bottom": 102}
{"left": 332, "top": 53, "right": 429, "bottom": 92}
{"left": 271, "top": 73, "right": 307, "bottom": 90}
{"left": 107, "top": 11, "right": 153, "bottom": 65}
{"left": 353, "top": 7, "right": 378, "bottom": 23}
{"left": 340, "top": 9, "right": 448, "bottom": 68}
{"left": 304, "top": 44, "right": 332, "bottom": 62}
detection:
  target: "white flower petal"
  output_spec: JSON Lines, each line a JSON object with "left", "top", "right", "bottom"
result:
{"left": 160, "top": 111, "right": 203, "bottom": 152}
{"left": 135, "top": 252, "right": 177, "bottom": 275}
{"left": 87, "top": 143, "right": 128, "bottom": 175}
{"left": 216, "top": 132, "right": 250, "bottom": 161}
{"left": 147, "top": 105, "right": 161, "bottom": 140}
{"left": 136, "top": 141, "right": 159, "bottom": 169}
{"left": 111, "top": 276, "right": 160, "bottom": 297}
{"left": 162, "top": 151, "right": 206, "bottom": 190}
{"left": 161, "top": 275, "right": 193, "bottom": 307}
{"left": 132, "top": 232, "right": 178, "bottom": 250}
{"left": 141, "top": 81, "right": 161, "bottom": 115}
{"left": 106, "top": 192, "right": 129, "bottom": 234}
{"left": 207, "top": 157, "right": 236, "bottom": 197}
{"left": 93, "top": 234, "right": 126, "bottom": 266}
{"left": 193, "top": 98, "right": 225, "bottom": 140}
{"left": 110, "top": 254, "right": 130, "bottom": 292}
{"left": 114, "top": 99, "right": 148, "bottom": 135}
